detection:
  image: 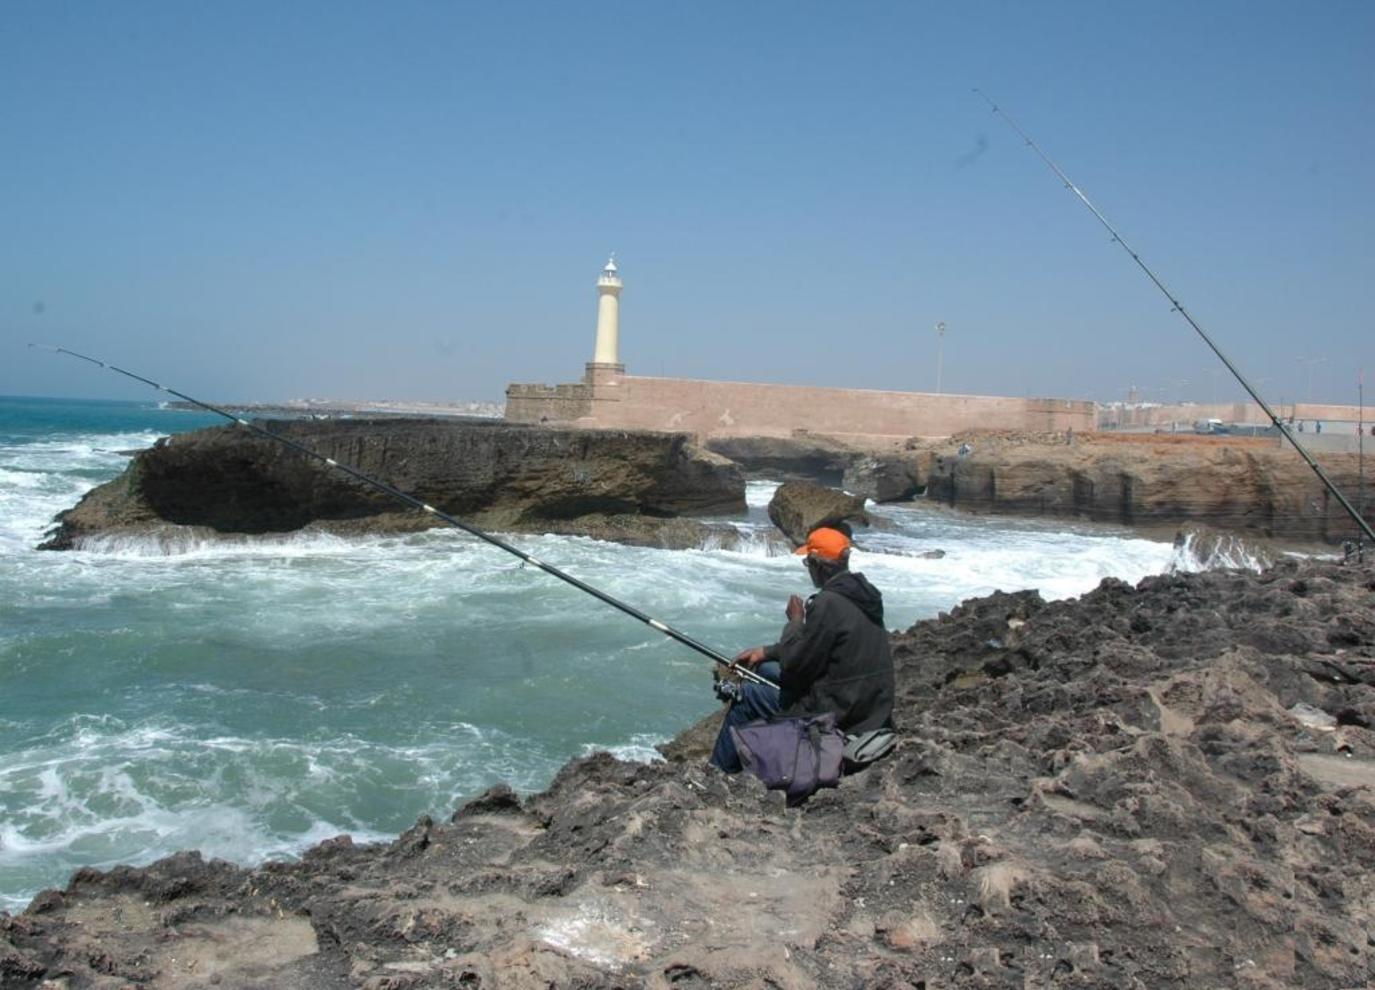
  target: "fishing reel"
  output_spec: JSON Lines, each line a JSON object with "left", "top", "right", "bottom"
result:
{"left": 712, "top": 667, "right": 743, "bottom": 704}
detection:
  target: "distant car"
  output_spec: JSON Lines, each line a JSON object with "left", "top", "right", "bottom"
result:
{"left": 1193, "top": 418, "right": 1229, "bottom": 435}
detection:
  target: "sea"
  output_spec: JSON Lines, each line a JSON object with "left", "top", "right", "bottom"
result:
{"left": 0, "top": 395, "right": 1191, "bottom": 912}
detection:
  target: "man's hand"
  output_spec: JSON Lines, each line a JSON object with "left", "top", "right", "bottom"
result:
{"left": 785, "top": 594, "right": 805, "bottom": 623}
{"left": 733, "top": 646, "right": 768, "bottom": 667}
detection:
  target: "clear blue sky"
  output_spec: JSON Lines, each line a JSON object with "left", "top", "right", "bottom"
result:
{"left": 3, "top": 1, "right": 1371, "bottom": 406}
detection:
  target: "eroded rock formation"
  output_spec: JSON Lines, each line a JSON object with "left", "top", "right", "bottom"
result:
{"left": 40, "top": 420, "right": 747, "bottom": 551}
{"left": 5, "top": 559, "right": 1373, "bottom": 988}
{"left": 766, "top": 480, "right": 870, "bottom": 546}
{"left": 705, "top": 434, "right": 928, "bottom": 502}
{"left": 925, "top": 432, "right": 1372, "bottom": 544}
{"left": 704, "top": 435, "right": 865, "bottom": 486}
{"left": 841, "top": 454, "right": 925, "bottom": 502}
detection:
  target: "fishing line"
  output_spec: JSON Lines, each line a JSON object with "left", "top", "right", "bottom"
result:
{"left": 30, "top": 344, "right": 779, "bottom": 688}
{"left": 973, "top": 90, "right": 1374, "bottom": 545}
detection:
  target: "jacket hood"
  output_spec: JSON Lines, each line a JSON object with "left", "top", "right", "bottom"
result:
{"left": 825, "top": 571, "right": 885, "bottom": 625}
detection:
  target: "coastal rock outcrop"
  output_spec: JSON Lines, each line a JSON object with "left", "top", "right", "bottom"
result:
{"left": 4, "top": 558, "right": 1373, "bottom": 988}
{"left": 766, "top": 480, "right": 869, "bottom": 546}
{"left": 704, "top": 434, "right": 861, "bottom": 485}
{"left": 841, "top": 453, "right": 925, "bottom": 502}
{"left": 925, "top": 432, "right": 1373, "bottom": 544}
{"left": 40, "top": 420, "right": 747, "bottom": 551}
{"left": 704, "top": 434, "right": 928, "bottom": 501}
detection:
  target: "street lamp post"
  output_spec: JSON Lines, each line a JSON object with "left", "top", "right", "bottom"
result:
{"left": 935, "top": 322, "right": 948, "bottom": 395}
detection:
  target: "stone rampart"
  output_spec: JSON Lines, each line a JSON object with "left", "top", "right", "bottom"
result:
{"left": 507, "top": 371, "right": 1094, "bottom": 440}
{"left": 505, "top": 382, "right": 592, "bottom": 422}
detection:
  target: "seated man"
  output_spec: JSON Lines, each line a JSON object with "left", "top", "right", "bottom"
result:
{"left": 710, "top": 525, "right": 895, "bottom": 773}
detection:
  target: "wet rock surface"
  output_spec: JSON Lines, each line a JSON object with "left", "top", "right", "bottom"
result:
{"left": 841, "top": 454, "right": 925, "bottom": 502}
{"left": 6, "top": 559, "right": 1374, "bottom": 988}
{"left": 767, "top": 481, "right": 870, "bottom": 547}
{"left": 39, "top": 420, "right": 746, "bottom": 552}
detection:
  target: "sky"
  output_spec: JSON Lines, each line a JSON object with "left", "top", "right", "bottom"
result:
{"left": 2, "top": 2, "right": 1372, "bottom": 406}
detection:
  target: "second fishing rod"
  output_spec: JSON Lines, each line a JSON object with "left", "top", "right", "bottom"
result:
{"left": 33, "top": 344, "right": 779, "bottom": 689}
{"left": 975, "top": 90, "right": 1375, "bottom": 547}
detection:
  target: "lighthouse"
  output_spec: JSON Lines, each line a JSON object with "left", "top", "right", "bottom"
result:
{"left": 590, "top": 255, "right": 623, "bottom": 372}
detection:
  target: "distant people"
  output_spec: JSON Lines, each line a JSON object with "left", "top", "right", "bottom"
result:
{"left": 1315, "top": 421, "right": 1323, "bottom": 434}
{"left": 1298, "top": 421, "right": 1305, "bottom": 433}
{"left": 957, "top": 442, "right": 973, "bottom": 458}
{"left": 1066, "top": 426, "right": 1075, "bottom": 446}
{"left": 710, "top": 526, "right": 895, "bottom": 774}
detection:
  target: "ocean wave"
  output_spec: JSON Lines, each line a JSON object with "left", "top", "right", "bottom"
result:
{"left": 0, "top": 714, "right": 566, "bottom": 912}
{"left": 0, "top": 430, "right": 167, "bottom": 548}
{"left": 0, "top": 467, "right": 50, "bottom": 489}
{"left": 744, "top": 480, "right": 780, "bottom": 509}
{"left": 1166, "top": 529, "right": 1309, "bottom": 574}
{"left": 71, "top": 529, "right": 371, "bottom": 559}
{"left": 580, "top": 734, "right": 668, "bottom": 764}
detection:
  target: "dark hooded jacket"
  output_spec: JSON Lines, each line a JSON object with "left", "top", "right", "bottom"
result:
{"left": 763, "top": 570, "right": 895, "bottom": 733}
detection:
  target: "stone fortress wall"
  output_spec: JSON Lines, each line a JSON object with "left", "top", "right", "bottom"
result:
{"left": 507, "top": 366, "right": 1095, "bottom": 440}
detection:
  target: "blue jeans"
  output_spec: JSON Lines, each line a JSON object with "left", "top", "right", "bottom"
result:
{"left": 710, "top": 661, "right": 782, "bottom": 772}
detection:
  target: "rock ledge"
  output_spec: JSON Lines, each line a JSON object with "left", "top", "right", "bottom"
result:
{"left": 40, "top": 419, "right": 747, "bottom": 551}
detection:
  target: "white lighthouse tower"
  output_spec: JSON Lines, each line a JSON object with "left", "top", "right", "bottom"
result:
{"left": 589, "top": 255, "right": 624, "bottom": 378}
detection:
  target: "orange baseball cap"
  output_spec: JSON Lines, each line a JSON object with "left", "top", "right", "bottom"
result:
{"left": 793, "top": 526, "right": 852, "bottom": 561}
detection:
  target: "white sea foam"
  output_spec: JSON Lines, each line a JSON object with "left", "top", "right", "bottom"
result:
{"left": 744, "top": 480, "right": 780, "bottom": 508}
{"left": 1167, "top": 529, "right": 1277, "bottom": 574}
{"left": 72, "top": 529, "right": 369, "bottom": 559}
{"left": 0, "top": 431, "right": 163, "bottom": 550}
{"left": 0, "top": 714, "right": 557, "bottom": 911}
{"left": 581, "top": 734, "right": 668, "bottom": 764}
{"left": 0, "top": 467, "right": 49, "bottom": 489}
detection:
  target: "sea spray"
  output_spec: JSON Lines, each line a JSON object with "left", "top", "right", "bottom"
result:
{"left": 1168, "top": 524, "right": 1282, "bottom": 574}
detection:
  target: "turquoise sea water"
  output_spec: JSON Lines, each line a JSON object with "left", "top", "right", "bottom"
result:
{"left": 0, "top": 395, "right": 1182, "bottom": 911}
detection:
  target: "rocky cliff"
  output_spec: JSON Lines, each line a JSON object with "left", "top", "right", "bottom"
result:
{"left": 40, "top": 420, "right": 747, "bottom": 551}
{"left": 924, "top": 433, "right": 1372, "bottom": 544}
{"left": 706, "top": 431, "right": 1372, "bottom": 546}
{"left": 4, "top": 558, "right": 1373, "bottom": 988}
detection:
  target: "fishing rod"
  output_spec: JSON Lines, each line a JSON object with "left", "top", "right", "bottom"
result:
{"left": 30, "top": 344, "right": 779, "bottom": 688}
{"left": 1358, "top": 370, "right": 1367, "bottom": 562}
{"left": 973, "top": 90, "right": 1375, "bottom": 546}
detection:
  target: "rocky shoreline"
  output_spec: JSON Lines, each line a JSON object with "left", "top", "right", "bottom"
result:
{"left": 39, "top": 420, "right": 749, "bottom": 554}
{"left": 712, "top": 431, "right": 1371, "bottom": 546}
{"left": 38, "top": 421, "right": 1371, "bottom": 555}
{"left": 4, "top": 558, "right": 1373, "bottom": 988}
{"left": 921, "top": 433, "right": 1368, "bottom": 545}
